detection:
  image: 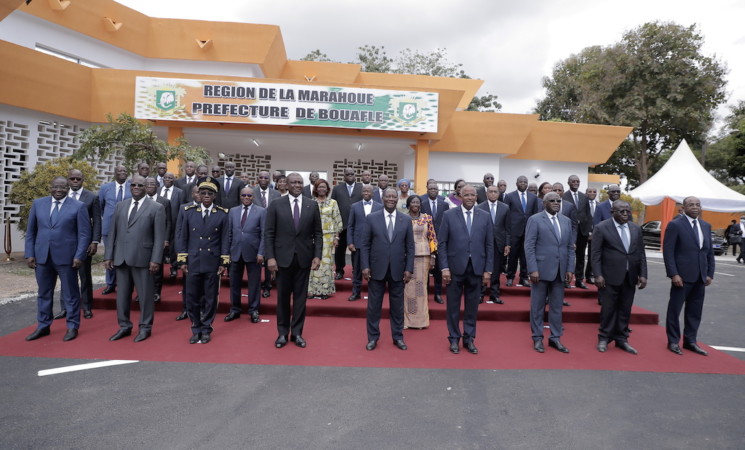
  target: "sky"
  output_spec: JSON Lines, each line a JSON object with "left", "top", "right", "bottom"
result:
{"left": 118, "top": 0, "right": 745, "bottom": 130}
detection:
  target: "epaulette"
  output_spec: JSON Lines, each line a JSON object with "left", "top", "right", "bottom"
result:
{"left": 184, "top": 204, "right": 197, "bottom": 211}
{"left": 215, "top": 206, "right": 229, "bottom": 213}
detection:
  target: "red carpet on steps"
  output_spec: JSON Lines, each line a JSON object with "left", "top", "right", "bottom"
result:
{"left": 3, "top": 266, "right": 743, "bottom": 375}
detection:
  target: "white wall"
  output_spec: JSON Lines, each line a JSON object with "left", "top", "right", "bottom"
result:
{"left": 499, "top": 158, "right": 589, "bottom": 192}
{"left": 428, "top": 152, "right": 502, "bottom": 184}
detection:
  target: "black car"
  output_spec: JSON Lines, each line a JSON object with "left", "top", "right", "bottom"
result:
{"left": 641, "top": 220, "right": 728, "bottom": 255}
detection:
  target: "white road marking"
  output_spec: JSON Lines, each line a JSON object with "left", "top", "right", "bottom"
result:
{"left": 714, "top": 272, "right": 735, "bottom": 277}
{"left": 38, "top": 360, "right": 139, "bottom": 377}
{"left": 710, "top": 346, "right": 745, "bottom": 353}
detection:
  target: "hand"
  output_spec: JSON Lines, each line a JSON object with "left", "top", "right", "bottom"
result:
{"left": 164, "top": 241, "right": 170, "bottom": 249}
{"left": 482, "top": 273, "right": 491, "bottom": 287}
{"left": 595, "top": 275, "right": 606, "bottom": 289}
{"left": 704, "top": 276, "right": 713, "bottom": 287}
{"left": 267, "top": 258, "right": 278, "bottom": 273}
{"left": 429, "top": 257, "right": 436, "bottom": 269}
{"left": 217, "top": 266, "right": 225, "bottom": 276}
{"left": 310, "top": 257, "right": 321, "bottom": 270}
{"left": 26, "top": 257, "right": 36, "bottom": 269}
{"left": 503, "top": 246, "right": 511, "bottom": 257}
{"left": 638, "top": 277, "right": 647, "bottom": 289}
{"left": 671, "top": 274, "right": 683, "bottom": 287}
{"left": 442, "top": 269, "right": 451, "bottom": 285}
{"left": 149, "top": 262, "right": 160, "bottom": 274}
{"left": 257, "top": 255, "right": 264, "bottom": 265}
{"left": 182, "top": 264, "right": 189, "bottom": 274}
{"left": 104, "top": 259, "right": 113, "bottom": 270}
{"left": 348, "top": 244, "right": 356, "bottom": 252}
{"left": 565, "top": 272, "right": 573, "bottom": 284}
{"left": 403, "top": 271, "right": 413, "bottom": 283}
{"left": 529, "top": 271, "right": 539, "bottom": 284}
{"left": 333, "top": 238, "right": 339, "bottom": 248}
{"left": 362, "top": 268, "right": 371, "bottom": 280}
{"left": 72, "top": 258, "right": 83, "bottom": 269}
{"left": 87, "top": 242, "right": 98, "bottom": 256}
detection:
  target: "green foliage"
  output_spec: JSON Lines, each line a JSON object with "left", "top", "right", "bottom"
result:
{"left": 706, "top": 100, "right": 745, "bottom": 184}
{"left": 355, "top": 45, "right": 392, "bottom": 73}
{"left": 535, "top": 22, "right": 727, "bottom": 188}
{"left": 466, "top": 93, "right": 502, "bottom": 112}
{"left": 170, "top": 136, "right": 211, "bottom": 172}
{"left": 597, "top": 189, "right": 646, "bottom": 224}
{"left": 8, "top": 158, "right": 100, "bottom": 233}
{"left": 301, "top": 49, "right": 336, "bottom": 63}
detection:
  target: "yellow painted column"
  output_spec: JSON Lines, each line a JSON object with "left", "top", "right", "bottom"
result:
{"left": 167, "top": 127, "right": 184, "bottom": 175}
{"left": 414, "top": 139, "right": 430, "bottom": 195}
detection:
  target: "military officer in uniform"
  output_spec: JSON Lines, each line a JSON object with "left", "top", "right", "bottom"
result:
{"left": 176, "top": 180, "right": 230, "bottom": 344}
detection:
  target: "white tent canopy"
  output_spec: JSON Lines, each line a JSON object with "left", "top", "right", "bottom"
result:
{"left": 628, "top": 140, "right": 745, "bottom": 212}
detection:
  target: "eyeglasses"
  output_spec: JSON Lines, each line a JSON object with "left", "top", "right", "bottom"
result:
{"left": 614, "top": 209, "right": 632, "bottom": 214}
{"left": 608, "top": 190, "right": 621, "bottom": 193}
{"left": 240, "top": 194, "right": 253, "bottom": 197}
{"left": 68, "top": 177, "right": 82, "bottom": 181}
{"left": 131, "top": 183, "right": 145, "bottom": 187}
{"left": 200, "top": 191, "right": 216, "bottom": 196}
{"left": 258, "top": 176, "right": 269, "bottom": 180}
{"left": 546, "top": 199, "right": 561, "bottom": 203}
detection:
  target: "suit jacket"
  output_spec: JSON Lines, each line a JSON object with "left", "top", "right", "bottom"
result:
{"left": 372, "top": 187, "right": 385, "bottom": 203}
{"left": 174, "top": 175, "right": 198, "bottom": 192}
{"left": 419, "top": 194, "right": 450, "bottom": 232}
{"left": 559, "top": 200, "right": 578, "bottom": 236}
{"left": 593, "top": 200, "right": 613, "bottom": 226}
{"left": 218, "top": 176, "right": 245, "bottom": 209}
{"left": 151, "top": 195, "right": 173, "bottom": 243}
{"left": 563, "top": 190, "right": 592, "bottom": 236}
{"left": 160, "top": 185, "right": 184, "bottom": 232}
{"left": 99, "top": 180, "right": 131, "bottom": 236}
{"left": 347, "top": 200, "right": 383, "bottom": 248}
{"left": 175, "top": 204, "right": 230, "bottom": 273}
{"left": 254, "top": 185, "right": 281, "bottom": 208}
{"left": 478, "top": 200, "right": 511, "bottom": 251}
{"left": 503, "top": 189, "right": 541, "bottom": 238}
{"left": 302, "top": 184, "right": 313, "bottom": 198}
{"left": 25, "top": 196, "right": 91, "bottom": 265}
{"left": 438, "top": 206, "right": 494, "bottom": 276}
{"left": 264, "top": 195, "right": 323, "bottom": 268}
{"left": 591, "top": 218, "right": 647, "bottom": 285}
{"left": 228, "top": 204, "right": 266, "bottom": 262}
{"left": 331, "top": 182, "right": 363, "bottom": 229}
{"left": 663, "top": 215, "right": 715, "bottom": 283}
{"left": 360, "top": 209, "right": 415, "bottom": 281}
{"left": 74, "top": 188, "right": 102, "bottom": 244}
{"left": 524, "top": 211, "right": 576, "bottom": 281}
{"left": 476, "top": 186, "right": 488, "bottom": 204}
{"left": 104, "top": 197, "right": 165, "bottom": 267}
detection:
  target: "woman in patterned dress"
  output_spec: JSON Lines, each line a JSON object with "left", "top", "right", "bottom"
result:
{"left": 403, "top": 195, "right": 437, "bottom": 329}
{"left": 308, "top": 179, "right": 343, "bottom": 299}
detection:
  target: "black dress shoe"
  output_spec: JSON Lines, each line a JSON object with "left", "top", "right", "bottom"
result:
{"left": 318, "top": 295, "right": 330, "bottom": 300}
{"left": 576, "top": 281, "right": 589, "bottom": 289}
{"left": 262, "top": 289, "right": 271, "bottom": 298}
{"left": 588, "top": 277, "right": 596, "bottom": 285}
{"left": 348, "top": 294, "right": 361, "bottom": 301}
{"left": 549, "top": 339, "right": 569, "bottom": 353}
{"left": 101, "top": 285, "right": 115, "bottom": 295}
{"left": 83, "top": 309, "right": 93, "bottom": 319}
{"left": 487, "top": 297, "right": 504, "bottom": 304}
{"left": 63, "top": 329, "right": 78, "bottom": 341}
{"left": 449, "top": 342, "right": 460, "bottom": 354}
{"left": 200, "top": 333, "right": 211, "bottom": 344}
{"left": 169, "top": 269, "right": 178, "bottom": 279}
{"left": 434, "top": 294, "right": 444, "bottom": 304}
{"left": 564, "top": 281, "right": 572, "bottom": 289}
{"left": 275, "top": 335, "right": 288, "bottom": 348}
{"left": 250, "top": 311, "right": 260, "bottom": 323}
{"left": 393, "top": 339, "right": 407, "bottom": 351}
{"left": 505, "top": 279, "right": 514, "bottom": 287}
{"left": 334, "top": 272, "right": 343, "bottom": 280}
{"left": 520, "top": 278, "right": 532, "bottom": 287}
{"left": 109, "top": 328, "right": 132, "bottom": 341}
{"left": 668, "top": 343, "right": 683, "bottom": 355}
{"left": 366, "top": 340, "right": 378, "bottom": 351}
{"left": 25, "top": 327, "right": 50, "bottom": 341}
{"left": 563, "top": 301, "right": 571, "bottom": 307}
{"left": 464, "top": 341, "right": 478, "bottom": 354}
{"left": 175, "top": 311, "right": 188, "bottom": 321}
{"left": 53, "top": 310, "right": 67, "bottom": 320}
{"left": 224, "top": 312, "right": 240, "bottom": 322}
{"left": 134, "top": 330, "right": 151, "bottom": 343}
{"left": 597, "top": 340, "right": 608, "bottom": 352}
{"left": 533, "top": 340, "right": 544, "bottom": 353}
{"left": 616, "top": 341, "right": 638, "bottom": 355}
{"left": 189, "top": 333, "right": 201, "bottom": 344}
{"left": 683, "top": 342, "right": 708, "bottom": 356}
{"left": 291, "top": 335, "right": 307, "bottom": 348}
{"left": 154, "top": 294, "right": 161, "bottom": 303}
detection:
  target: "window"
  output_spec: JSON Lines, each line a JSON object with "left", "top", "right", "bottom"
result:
{"left": 35, "top": 44, "right": 106, "bottom": 68}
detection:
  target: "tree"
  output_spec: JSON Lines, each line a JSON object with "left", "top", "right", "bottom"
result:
{"left": 535, "top": 22, "right": 727, "bottom": 187}
{"left": 355, "top": 45, "right": 392, "bottom": 73}
{"left": 300, "top": 49, "right": 336, "bottom": 63}
{"left": 702, "top": 100, "right": 745, "bottom": 184}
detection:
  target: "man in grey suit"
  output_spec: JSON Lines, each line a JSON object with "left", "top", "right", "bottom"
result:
{"left": 254, "top": 170, "right": 280, "bottom": 298}
{"left": 592, "top": 200, "right": 647, "bottom": 354}
{"left": 478, "top": 184, "right": 510, "bottom": 304}
{"left": 217, "top": 161, "right": 244, "bottom": 209}
{"left": 225, "top": 186, "right": 266, "bottom": 323}
{"left": 302, "top": 171, "right": 320, "bottom": 198}
{"left": 525, "top": 192, "right": 575, "bottom": 353}
{"left": 347, "top": 184, "right": 383, "bottom": 301}
{"left": 174, "top": 161, "right": 197, "bottom": 191}
{"left": 104, "top": 175, "right": 166, "bottom": 343}
{"left": 476, "top": 172, "right": 495, "bottom": 204}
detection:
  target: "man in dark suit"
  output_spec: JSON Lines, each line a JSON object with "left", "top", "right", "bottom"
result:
{"left": 372, "top": 174, "right": 389, "bottom": 206}
{"left": 176, "top": 180, "right": 230, "bottom": 344}
{"left": 264, "top": 172, "right": 323, "bottom": 349}
{"left": 63, "top": 169, "right": 101, "bottom": 320}
{"left": 585, "top": 187, "right": 599, "bottom": 283}
{"left": 663, "top": 196, "right": 715, "bottom": 356}
{"left": 160, "top": 172, "right": 184, "bottom": 278}
{"left": 225, "top": 186, "right": 266, "bottom": 323}
{"left": 478, "top": 185, "right": 510, "bottom": 304}
{"left": 174, "top": 161, "right": 197, "bottom": 191}
{"left": 302, "top": 171, "right": 320, "bottom": 198}
{"left": 360, "top": 188, "right": 414, "bottom": 351}
{"left": 331, "top": 167, "right": 363, "bottom": 280}
{"left": 592, "top": 200, "right": 647, "bottom": 354}
{"left": 503, "top": 175, "right": 541, "bottom": 287}
{"left": 525, "top": 192, "right": 575, "bottom": 354}
{"left": 154, "top": 162, "right": 167, "bottom": 187}
{"left": 419, "top": 180, "right": 450, "bottom": 304}
{"left": 99, "top": 165, "right": 131, "bottom": 295}
{"left": 217, "top": 161, "right": 244, "bottom": 209}
{"left": 104, "top": 175, "right": 166, "bottom": 343}
{"left": 347, "top": 184, "right": 383, "bottom": 301}
{"left": 144, "top": 177, "right": 172, "bottom": 303}
{"left": 254, "top": 170, "right": 281, "bottom": 297}
{"left": 476, "top": 172, "right": 494, "bottom": 204}
{"left": 24, "top": 177, "right": 91, "bottom": 342}
{"left": 563, "top": 175, "right": 592, "bottom": 289}
{"left": 496, "top": 179, "right": 507, "bottom": 203}
{"left": 173, "top": 184, "right": 201, "bottom": 321}
{"left": 439, "top": 185, "right": 494, "bottom": 355}
{"left": 593, "top": 184, "right": 622, "bottom": 225}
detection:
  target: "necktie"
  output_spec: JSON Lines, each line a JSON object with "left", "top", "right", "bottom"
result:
{"left": 465, "top": 210, "right": 472, "bottom": 235}
{"left": 490, "top": 203, "right": 496, "bottom": 222}
{"left": 692, "top": 219, "right": 701, "bottom": 248}
{"left": 128, "top": 200, "right": 138, "bottom": 225}
{"left": 431, "top": 200, "right": 437, "bottom": 218}
{"left": 241, "top": 205, "right": 248, "bottom": 227}
{"left": 521, "top": 192, "right": 527, "bottom": 213}
{"left": 619, "top": 224, "right": 630, "bottom": 252}
{"left": 387, "top": 214, "right": 394, "bottom": 241}
{"left": 262, "top": 190, "right": 266, "bottom": 206}
{"left": 590, "top": 200, "right": 596, "bottom": 217}
{"left": 348, "top": 184, "right": 353, "bottom": 197}
{"left": 116, "top": 185, "right": 123, "bottom": 202}
{"left": 293, "top": 199, "right": 300, "bottom": 231}
{"left": 364, "top": 201, "right": 371, "bottom": 206}
{"left": 164, "top": 187, "right": 169, "bottom": 199}
{"left": 50, "top": 200, "right": 60, "bottom": 224}
{"left": 552, "top": 215, "right": 561, "bottom": 240}
{"left": 203, "top": 207, "right": 209, "bottom": 222}
{"left": 573, "top": 192, "right": 579, "bottom": 206}
{"left": 71, "top": 191, "right": 78, "bottom": 201}
{"left": 225, "top": 177, "right": 231, "bottom": 193}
